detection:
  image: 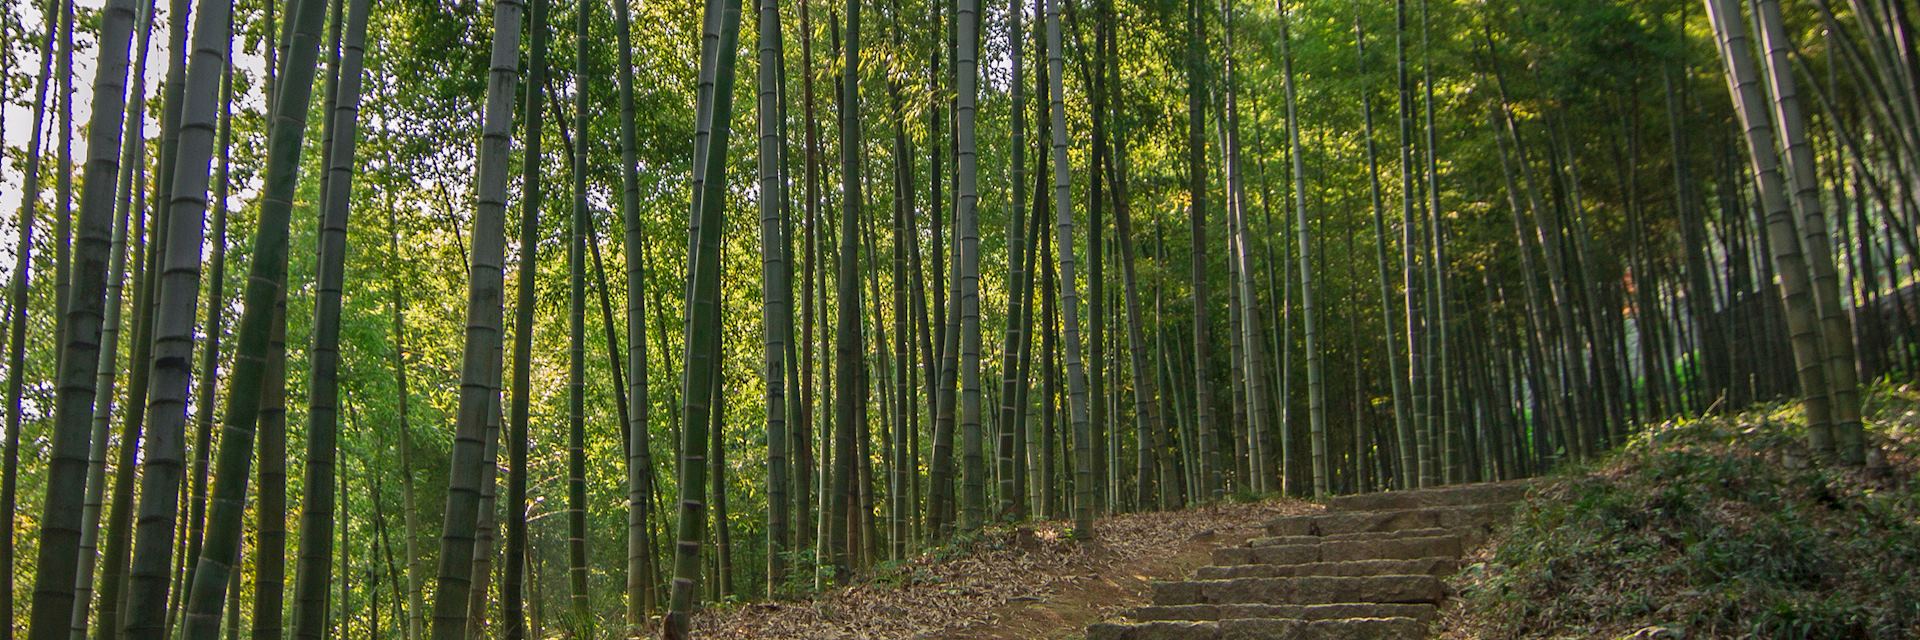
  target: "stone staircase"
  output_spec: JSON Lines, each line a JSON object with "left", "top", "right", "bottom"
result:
{"left": 1086, "top": 480, "right": 1533, "bottom": 640}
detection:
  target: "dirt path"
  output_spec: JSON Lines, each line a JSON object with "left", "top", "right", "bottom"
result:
{"left": 937, "top": 526, "right": 1256, "bottom": 640}
{"left": 690, "top": 500, "right": 1316, "bottom": 639}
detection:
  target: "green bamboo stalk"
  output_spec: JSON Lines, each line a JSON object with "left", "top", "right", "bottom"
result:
{"left": 425, "top": 0, "right": 524, "bottom": 630}
{"left": 503, "top": 0, "right": 545, "bottom": 633}
{"left": 756, "top": 0, "right": 796, "bottom": 592}
{"left": 1043, "top": 0, "right": 1094, "bottom": 536}
{"left": 1354, "top": 16, "right": 1414, "bottom": 491}
{"left": 1703, "top": 0, "right": 1837, "bottom": 457}
{"left": 1753, "top": 0, "right": 1865, "bottom": 464}
{"left": 1276, "top": 0, "right": 1327, "bottom": 498}
{"left": 22, "top": 0, "right": 143, "bottom": 627}
{"left": 662, "top": 0, "right": 745, "bottom": 629}
{"left": 174, "top": 0, "right": 332, "bottom": 627}
{"left": 612, "top": 0, "right": 659, "bottom": 620}
{"left": 565, "top": 0, "right": 593, "bottom": 629}
{"left": 289, "top": 0, "right": 372, "bottom": 633}
{"left": 1, "top": 8, "right": 56, "bottom": 634}
{"left": 994, "top": 0, "right": 1028, "bottom": 523}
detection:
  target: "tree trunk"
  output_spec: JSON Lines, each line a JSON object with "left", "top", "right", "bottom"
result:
{"left": 611, "top": 0, "right": 660, "bottom": 621}
{"left": 1041, "top": 236, "right": 1058, "bottom": 518}
{"left": 994, "top": 0, "right": 1029, "bottom": 523}
{"left": 504, "top": 0, "right": 546, "bottom": 633}
{"left": 1043, "top": 0, "right": 1095, "bottom": 535}
{"left": 1704, "top": 0, "right": 1838, "bottom": 456}
{"left": 254, "top": 298, "right": 291, "bottom": 640}
{"left": 950, "top": 0, "right": 988, "bottom": 534}
{"left": 70, "top": 23, "right": 148, "bottom": 629}
{"left": 178, "top": 8, "right": 227, "bottom": 621}
{"left": 1275, "top": 0, "right": 1327, "bottom": 497}
{"left": 881, "top": 0, "right": 915, "bottom": 554}
{"left": 566, "top": 0, "right": 594, "bottom": 628}
{"left": 177, "top": 0, "right": 318, "bottom": 627}
{"left": 711, "top": 364, "right": 735, "bottom": 599}
{"left": 288, "top": 0, "right": 371, "bottom": 631}
{"left": 796, "top": 0, "right": 820, "bottom": 559}
{"left": 52, "top": 0, "right": 74, "bottom": 365}
{"left": 3, "top": 12, "right": 56, "bottom": 635}
{"left": 1354, "top": 16, "right": 1414, "bottom": 491}
{"left": 1419, "top": 0, "right": 1454, "bottom": 483}
{"left": 426, "top": 0, "right": 525, "bottom": 629}
{"left": 95, "top": 194, "right": 162, "bottom": 640}
{"left": 662, "top": 0, "right": 744, "bottom": 629}
{"left": 926, "top": 53, "right": 963, "bottom": 538}
{"left": 1184, "top": 0, "right": 1217, "bottom": 503}
{"left": 1220, "top": 0, "right": 1270, "bottom": 496}
{"left": 1074, "top": 0, "right": 1111, "bottom": 513}
{"left": 23, "top": 0, "right": 145, "bottom": 627}
{"left": 1395, "top": 0, "right": 1435, "bottom": 486}
{"left": 755, "top": 0, "right": 795, "bottom": 593}
{"left": 1752, "top": 0, "right": 1865, "bottom": 464}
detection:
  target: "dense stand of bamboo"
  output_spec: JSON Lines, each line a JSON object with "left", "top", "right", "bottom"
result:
{"left": 0, "top": 0, "right": 1916, "bottom": 636}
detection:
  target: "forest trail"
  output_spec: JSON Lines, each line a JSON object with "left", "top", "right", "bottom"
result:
{"left": 935, "top": 519, "right": 1248, "bottom": 639}
{"left": 1086, "top": 480, "right": 1533, "bottom": 640}
{"left": 692, "top": 500, "right": 1319, "bottom": 639}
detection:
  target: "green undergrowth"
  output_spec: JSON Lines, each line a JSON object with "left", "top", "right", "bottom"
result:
{"left": 1446, "top": 383, "right": 1920, "bottom": 640}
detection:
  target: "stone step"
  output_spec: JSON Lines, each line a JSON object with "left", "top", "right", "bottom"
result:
{"left": 1126, "top": 602, "right": 1438, "bottom": 623}
{"left": 1083, "top": 481, "right": 1535, "bottom": 640}
{"left": 1265, "top": 503, "right": 1518, "bottom": 538}
{"left": 1213, "top": 534, "right": 1463, "bottom": 566}
{"left": 1151, "top": 575, "right": 1445, "bottom": 607}
{"left": 1247, "top": 527, "right": 1454, "bottom": 547}
{"left": 1321, "top": 479, "right": 1533, "bottom": 512}
{"left": 1194, "top": 557, "right": 1460, "bottom": 580}
{"left": 1088, "top": 617, "right": 1428, "bottom": 640}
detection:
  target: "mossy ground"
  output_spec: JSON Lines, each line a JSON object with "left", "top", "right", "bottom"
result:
{"left": 1442, "top": 384, "right": 1920, "bottom": 639}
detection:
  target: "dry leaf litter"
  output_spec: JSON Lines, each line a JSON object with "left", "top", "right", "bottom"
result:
{"left": 688, "top": 498, "right": 1318, "bottom": 639}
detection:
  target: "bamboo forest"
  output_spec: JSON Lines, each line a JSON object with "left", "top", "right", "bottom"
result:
{"left": 2, "top": 0, "right": 1920, "bottom": 635}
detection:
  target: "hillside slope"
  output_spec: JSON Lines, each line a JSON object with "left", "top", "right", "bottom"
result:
{"left": 1440, "top": 385, "right": 1920, "bottom": 639}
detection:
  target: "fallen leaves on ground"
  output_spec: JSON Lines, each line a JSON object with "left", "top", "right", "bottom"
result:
{"left": 690, "top": 498, "right": 1318, "bottom": 639}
